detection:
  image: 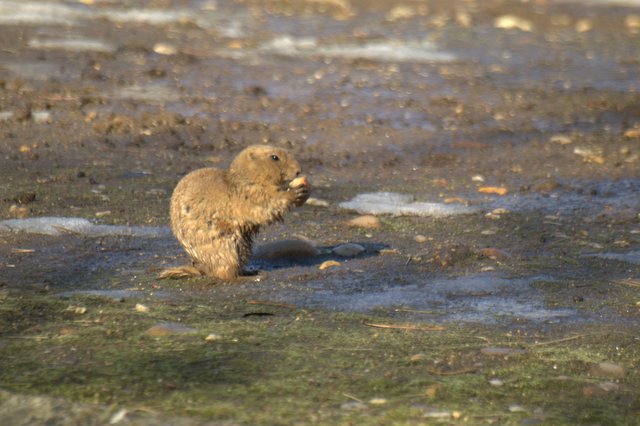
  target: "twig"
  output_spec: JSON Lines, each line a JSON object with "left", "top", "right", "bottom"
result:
{"left": 610, "top": 279, "right": 640, "bottom": 288}
{"left": 6, "top": 335, "right": 49, "bottom": 340}
{"left": 427, "top": 367, "right": 478, "bottom": 376}
{"left": 530, "top": 334, "right": 588, "bottom": 347}
{"left": 247, "top": 300, "right": 296, "bottom": 309}
{"left": 394, "top": 307, "right": 434, "bottom": 314}
{"left": 342, "top": 393, "right": 364, "bottom": 403}
{"left": 531, "top": 331, "right": 630, "bottom": 347}
{"left": 364, "top": 322, "right": 446, "bottom": 331}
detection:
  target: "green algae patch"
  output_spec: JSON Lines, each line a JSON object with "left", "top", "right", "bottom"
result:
{"left": 1, "top": 289, "right": 639, "bottom": 425}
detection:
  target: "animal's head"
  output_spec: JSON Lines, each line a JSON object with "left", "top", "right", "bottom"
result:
{"left": 230, "top": 145, "right": 301, "bottom": 187}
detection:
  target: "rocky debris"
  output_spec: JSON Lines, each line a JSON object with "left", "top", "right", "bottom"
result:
{"left": 346, "top": 215, "right": 381, "bottom": 228}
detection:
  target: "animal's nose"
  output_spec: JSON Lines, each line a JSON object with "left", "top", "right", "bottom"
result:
{"left": 295, "top": 170, "right": 301, "bottom": 176}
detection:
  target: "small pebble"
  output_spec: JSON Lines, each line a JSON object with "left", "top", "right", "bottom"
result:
{"left": 0, "top": 111, "right": 14, "bottom": 121}
{"left": 346, "top": 215, "right": 381, "bottom": 229}
{"left": 488, "top": 378, "right": 504, "bottom": 386}
{"left": 205, "top": 333, "right": 222, "bottom": 342}
{"left": 623, "top": 128, "right": 640, "bottom": 139}
{"left": 495, "top": 15, "right": 533, "bottom": 32}
{"left": 575, "top": 18, "right": 593, "bottom": 32}
{"left": 305, "top": 197, "right": 329, "bottom": 207}
{"left": 589, "top": 362, "right": 626, "bottom": 379}
{"left": 549, "top": 134, "right": 572, "bottom": 145}
{"left": 319, "top": 260, "right": 341, "bottom": 270}
{"left": 574, "top": 147, "right": 604, "bottom": 164}
{"left": 582, "top": 381, "right": 619, "bottom": 397}
{"left": 486, "top": 208, "right": 510, "bottom": 219}
{"left": 332, "top": 243, "right": 365, "bottom": 257}
{"left": 109, "top": 408, "right": 128, "bottom": 424}
{"left": 414, "top": 234, "right": 428, "bottom": 243}
{"left": 410, "top": 353, "right": 428, "bottom": 362}
{"left": 135, "top": 303, "right": 149, "bottom": 313}
{"left": 153, "top": 42, "right": 178, "bottom": 55}
{"left": 425, "top": 384, "right": 439, "bottom": 398}
{"left": 31, "top": 110, "right": 51, "bottom": 123}
{"left": 386, "top": 5, "right": 416, "bottom": 21}
{"left": 145, "top": 322, "right": 197, "bottom": 337}
{"left": 340, "top": 401, "right": 366, "bottom": 411}
{"left": 66, "top": 305, "right": 87, "bottom": 315}
{"left": 9, "top": 205, "right": 30, "bottom": 219}
{"left": 625, "top": 15, "right": 640, "bottom": 31}
{"left": 478, "top": 186, "right": 508, "bottom": 196}
{"left": 423, "top": 411, "right": 451, "bottom": 418}
{"left": 476, "top": 248, "right": 511, "bottom": 260}
{"left": 368, "top": 397, "right": 387, "bottom": 405}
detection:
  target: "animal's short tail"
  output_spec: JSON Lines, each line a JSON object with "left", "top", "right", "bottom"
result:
{"left": 158, "top": 265, "right": 204, "bottom": 279}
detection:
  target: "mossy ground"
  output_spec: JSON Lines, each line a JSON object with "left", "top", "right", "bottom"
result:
{"left": 1, "top": 287, "right": 638, "bottom": 425}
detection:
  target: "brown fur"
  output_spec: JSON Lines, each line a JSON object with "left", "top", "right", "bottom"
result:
{"left": 159, "top": 145, "right": 308, "bottom": 281}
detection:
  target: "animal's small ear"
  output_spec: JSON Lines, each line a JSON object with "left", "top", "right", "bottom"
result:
{"left": 249, "top": 151, "right": 256, "bottom": 160}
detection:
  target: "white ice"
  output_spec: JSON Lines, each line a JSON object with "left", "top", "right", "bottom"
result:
{"left": 590, "top": 251, "right": 640, "bottom": 265}
{"left": 28, "top": 38, "right": 116, "bottom": 53}
{"left": 0, "top": 217, "right": 170, "bottom": 238}
{"left": 257, "top": 36, "right": 456, "bottom": 63}
{"left": 339, "top": 192, "right": 478, "bottom": 217}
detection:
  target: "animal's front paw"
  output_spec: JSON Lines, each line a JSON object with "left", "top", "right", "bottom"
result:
{"left": 288, "top": 176, "right": 310, "bottom": 207}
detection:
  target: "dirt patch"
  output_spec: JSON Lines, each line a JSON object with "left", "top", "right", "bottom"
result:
{"left": 1, "top": 0, "right": 640, "bottom": 424}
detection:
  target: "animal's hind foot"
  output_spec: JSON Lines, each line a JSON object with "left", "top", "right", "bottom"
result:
{"left": 158, "top": 265, "right": 204, "bottom": 280}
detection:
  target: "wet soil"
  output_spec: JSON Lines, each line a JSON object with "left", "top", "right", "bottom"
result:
{"left": 1, "top": 0, "right": 640, "bottom": 424}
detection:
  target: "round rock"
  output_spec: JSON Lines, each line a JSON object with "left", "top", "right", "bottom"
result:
{"left": 332, "top": 243, "right": 365, "bottom": 257}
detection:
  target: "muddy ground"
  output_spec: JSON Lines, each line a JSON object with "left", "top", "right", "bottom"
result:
{"left": 1, "top": 0, "right": 640, "bottom": 424}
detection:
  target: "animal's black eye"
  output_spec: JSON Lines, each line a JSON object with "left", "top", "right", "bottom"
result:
{"left": 271, "top": 154, "right": 280, "bottom": 161}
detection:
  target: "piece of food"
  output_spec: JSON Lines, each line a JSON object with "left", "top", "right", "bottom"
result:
{"left": 289, "top": 176, "right": 308, "bottom": 189}
{"left": 288, "top": 176, "right": 309, "bottom": 207}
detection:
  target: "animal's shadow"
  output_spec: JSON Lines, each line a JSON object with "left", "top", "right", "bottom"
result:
{"left": 247, "top": 241, "right": 389, "bottom": 273}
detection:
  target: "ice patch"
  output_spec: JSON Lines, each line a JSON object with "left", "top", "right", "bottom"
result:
{"left": 300, "top": 274, "right": 573, "bottom": 323}
{"left": 0, "top": 1, "right": 87, "bottom": 25}
{"left": 0, "top": 217, "right": 170, "bottom": 238}
{"left": 589, "top": 250, "right": 640, "bottom": 264}
{"left": 110, "top": 85, "right": 182, "bottom": 102}
{"left": 28, "top": 37, "right": 116, "bottom": 53}
{"left": 2, "top": 61, "right": 80, "bottom": 81}
{"left": 58, "top": 289, "right": 171, "bottom": 300}
{"left": 564, "top": 0, "right": 640, "bottom": 6}
{"left": 102, "top": 8, "right": 196, "bottom": 25}
{"left": 339, "top": 192, "right": 478, "bottom": 217}
{"left": 0, "top": 1, "right": 217, "bottom": 27}
{"left": 228, "top": 35, "right": 456, "bottom": 63}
